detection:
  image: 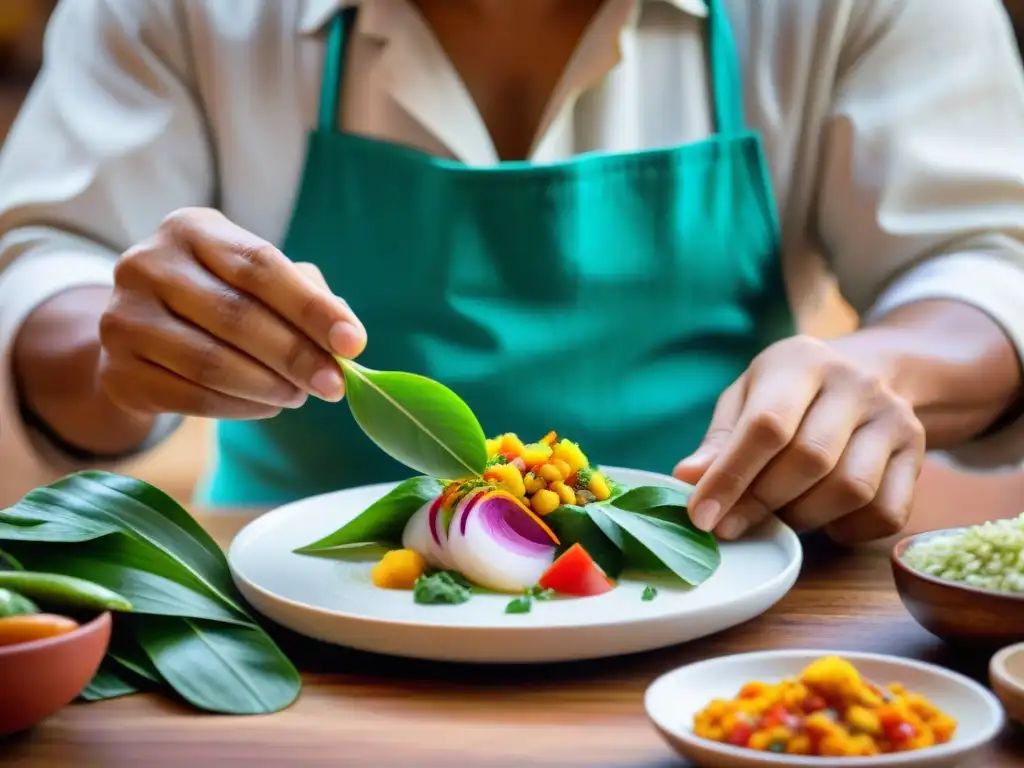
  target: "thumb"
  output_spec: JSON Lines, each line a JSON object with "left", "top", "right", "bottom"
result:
{"left": 673, "top": 379, "right": 746, "bottom": 484}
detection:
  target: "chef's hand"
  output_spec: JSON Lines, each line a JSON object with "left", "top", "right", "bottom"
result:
{"left": 672, "top": 335, "right": 925, "bottom": 545}
{"left": 99, "top": 207, "right": 366, "bottom": 419}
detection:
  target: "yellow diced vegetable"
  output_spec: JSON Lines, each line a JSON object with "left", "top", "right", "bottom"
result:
{"left": 530, "top": 489, "right": 560, "bottom": 516}
{"left": 549, "top": 481, "right": 576, "bottom": 505}
{"left": 484, "top": 464, "right": 526, "bottom": 498}
{"left": 551, "top": 439, "right": 588, "bottom": 473}
{"left": 538, "top": 464, "right": 563, "bottom": 483}
{"left": 371, "top": 549, "right": 427, "bottom": 590}
{"left": 588, "top": 473, "right": 611, "bottom": 501}
{"left": 523, "top": 473, "right": 546, "bottom": 495}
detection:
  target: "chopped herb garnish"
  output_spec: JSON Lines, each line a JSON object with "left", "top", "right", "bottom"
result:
{"left": 505, "top": 596, "right": 532, "bottom": 614}
{"left": 642, "top": 585, "right": 658, "bottom": 601}
{"left": 527, "top": 586, "right": 554, "bottom": 600}
{"left": 413, "top": 571, "right": 472, "bottom": 605}
{"left": 769, "top": 742, "right": 785, "bottom": 753}
{"left": 485, "top": 454, "right": 509, "bottom": 467}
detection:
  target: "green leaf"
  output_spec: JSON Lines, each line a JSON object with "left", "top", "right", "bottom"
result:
{"left": 642, "top": 585, "right": 658, "bottom": 601}
{"left": 609, "top": 483, "right": 695, "bottom": 513}
{"left": 4, "top": 537, "right": 250, "bottom": 625}
{"left": 135, "top": 616, "right": 300, "bottom": 715}
{"left": 0, "top": 472, "right": 302, "bottom": 715}
{"left": 544, "top": 506, "right": 624, "bottom": 578}
{"left": 598, "top": 505, "right": 719, "bottom": 586}
{"left": 0, "top": 472, "right": 247, "bottom": 614}
{"left": 339, "top": 359, "right": 488, "bottom": 480}
{"left": 0, "top": 547, "right": 22, "bottom": 570}
{"left": 505, "top": 596, "right": 532, "bottom": 614}
{"left": 80, "top": 659, "right": 140, "bottom": 701}
{"left": 294, "top": 475, "right": 443, "bottom": 553}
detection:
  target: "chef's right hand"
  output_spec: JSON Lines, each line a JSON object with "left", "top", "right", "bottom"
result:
{"left": 98, "top": 207, "right": 366, "bottom": 419}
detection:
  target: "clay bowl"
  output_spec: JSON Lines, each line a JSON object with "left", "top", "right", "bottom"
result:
{"left": 990, "top": 642, "right": 1024, "bottom": 726}
{"left": 0, "top": 611, "right": 112, "bottom": 737}
{"left": 892, "top": 529, "right": 1024, "bottom": 649}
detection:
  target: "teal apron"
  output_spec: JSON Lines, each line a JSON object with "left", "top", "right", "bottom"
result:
{"left": 199, "top": 0, "right": 796, "bottom": 506}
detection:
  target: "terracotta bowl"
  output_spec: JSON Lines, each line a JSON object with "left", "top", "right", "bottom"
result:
{"left": 0, "top": 611, "right": 112, "bottom": 737}
{"left": 990, "top": 642, "right": 1024, "bottom": 726}
{"left": 891, "top": 529, "right": 1024, "bottom": 648}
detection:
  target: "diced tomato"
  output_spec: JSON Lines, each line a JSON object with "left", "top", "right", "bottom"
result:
{"left": 727, "top": 722, "right": 754, "bottom": 747}
{"left": 760, "top": 703, "right": 797, "bottom": 730}
{"left": 538, "top": 544, "right": 614, "bottom": 597}
{"left": 801, "top": 695, "right": 828, "bottom": 713}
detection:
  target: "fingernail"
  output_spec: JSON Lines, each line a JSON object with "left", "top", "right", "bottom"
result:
{"left": 311, "top": 368, "right": 344, "bottom": 401}
{"left": 691, "top": 499, "right": 721, "bottom": 531}
{"left": 717, "top": 515, "right": 747, "bottom": 540}
{"left": 329, "top": 321, "right": 366, "bottom": 357}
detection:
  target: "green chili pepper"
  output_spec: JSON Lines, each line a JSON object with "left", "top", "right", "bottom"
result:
{"left": 0, "top": 571, "right": 132, "bottom": 613}
{"left": 0, "top": 587, "right": 39, "bottom": 618}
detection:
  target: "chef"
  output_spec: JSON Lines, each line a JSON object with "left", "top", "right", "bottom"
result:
{"left": 1, "top": 0, "right": 1023, "bottom": 545}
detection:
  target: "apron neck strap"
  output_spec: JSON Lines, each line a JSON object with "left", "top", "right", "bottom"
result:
{"left": 317, "top": 7, "right": 358, "bottom": 133}
{"left": 707, "top": 0, "right": 745, "bottom": 134}
{"left": 317, "top": 2, "right": 746, "bottom": 136}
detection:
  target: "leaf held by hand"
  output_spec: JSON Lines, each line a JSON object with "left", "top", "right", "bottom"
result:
{"left": 339, "top": 359, "right": 488, "bottom": 480}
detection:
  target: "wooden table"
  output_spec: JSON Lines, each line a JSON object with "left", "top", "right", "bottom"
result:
{"left": 2, "top": 514, "right": 1022, "bottom": 768}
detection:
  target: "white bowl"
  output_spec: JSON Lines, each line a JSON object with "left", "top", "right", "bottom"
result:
{"left": 645, "top": 650, "right": 1006, "bottom": 767}
{"left": 990, "top": 642, "right": 1024, "bottom": 726}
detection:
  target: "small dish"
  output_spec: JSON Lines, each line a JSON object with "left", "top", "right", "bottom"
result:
{"left": 0, "top": 611, "right": 112, "bottom": 737}
{"left": 990, "top": 642, "right": 1024, "bottom": 726}
{"left": 645, "top": 649, "right": 1005, "bottom": 767}
{"left": 891, "top": 529, "right": 1024, "bottom": 647}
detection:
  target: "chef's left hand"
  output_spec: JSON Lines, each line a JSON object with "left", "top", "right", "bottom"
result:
{"left": 673, "top": 335, "right": 926, "bottom": 545}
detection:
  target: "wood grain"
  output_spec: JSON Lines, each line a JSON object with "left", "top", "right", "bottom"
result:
{"left": 0, "top": 515, "right": 1022, "bottom": 767}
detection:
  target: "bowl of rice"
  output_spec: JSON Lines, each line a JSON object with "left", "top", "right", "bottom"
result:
{"left": 891, "top": 514, "right": 1024, "bottom": 647}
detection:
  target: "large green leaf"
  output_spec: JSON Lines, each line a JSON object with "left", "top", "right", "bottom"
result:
{"left": 0, "top": 472, "right": 302, "bottom": 715}
{"left": 135, "top": 616, "right": 301, "bottom": 715}
{"left": 543, "top": 506, "right": 623, "bottom": 578}
{"left": 339, "top": 359, "right": 488, "bottom": 480}
{"left": 598, "top": 504, "right": 720, "bottom": 586}
{"left": 294, "top": 475, "right": 443, "bottom": 554}
{"left": 609, "top": 483, "right": 695, "bottom": 513}
{"left": 80, "top": 659, "right": 140, "bottom": 701}
{"left": 4, "top": 537, "right": 249, "bottom": 625}
{"left": 0, "top": 472, "right": 247, "bottom": 613}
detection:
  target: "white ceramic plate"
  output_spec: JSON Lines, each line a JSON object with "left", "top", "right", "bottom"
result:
{"left": 646, "top": 650, "right": 1006, "bottom": 768}
{"left": 227, "top": 467, "right": 802, "bottom": 663}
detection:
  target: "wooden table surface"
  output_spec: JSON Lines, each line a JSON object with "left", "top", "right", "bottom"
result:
{"left": 1, "top": 513, "right": 1023, "bottom": 768}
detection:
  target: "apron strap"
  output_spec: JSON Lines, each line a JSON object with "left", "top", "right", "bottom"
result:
{"left": 317, "top": 7, "right": 358, "bottom": 134}
{"left": 706, "top": 0, "right": 746, "bottom": 134}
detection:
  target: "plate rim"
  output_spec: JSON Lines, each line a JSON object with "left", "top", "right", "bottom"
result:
{"left": 227, "top": 467, "right": 803, "bottom": 633}
{"left": 644, "top": 649, "right": 1007, "bottom": 766}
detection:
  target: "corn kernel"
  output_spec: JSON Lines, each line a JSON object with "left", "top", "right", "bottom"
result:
{"left": 371, "top": 549, "right": 426, "bottom": 590}
{"left": 549, "top": 481, "right": 576, "bottom": 505}
{"left": 538, "top": 464, "right": 563, "bottom": 483}
{"left": 786, "top": 735, "right": 812, "bottom": 754}
{"left": 847, "top": 705, "right": 882, "bottom": 735}
{"left": 523, "top": 473, "right": 546, "bottom": 495}
{"left": 588, "top": 473, "right": 612, "bottom": 501}
{"left": 530, "top": 489, "right": 560, "bottom": 516}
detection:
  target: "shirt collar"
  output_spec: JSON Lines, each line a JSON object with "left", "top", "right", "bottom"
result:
{"left": 298, "top": 0, "right": 707, "bottom": 35}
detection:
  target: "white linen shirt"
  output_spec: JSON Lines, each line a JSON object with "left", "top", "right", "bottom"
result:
{"left": 1, "top": 0, "right": 1024, "bottom": 506}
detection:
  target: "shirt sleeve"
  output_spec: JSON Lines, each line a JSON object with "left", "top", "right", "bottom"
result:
{"left": 816, "top": 0, "right": 1024, "bottom": 472}
{"left": 0, "top": 0, "right": 212, "bottom": 506}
